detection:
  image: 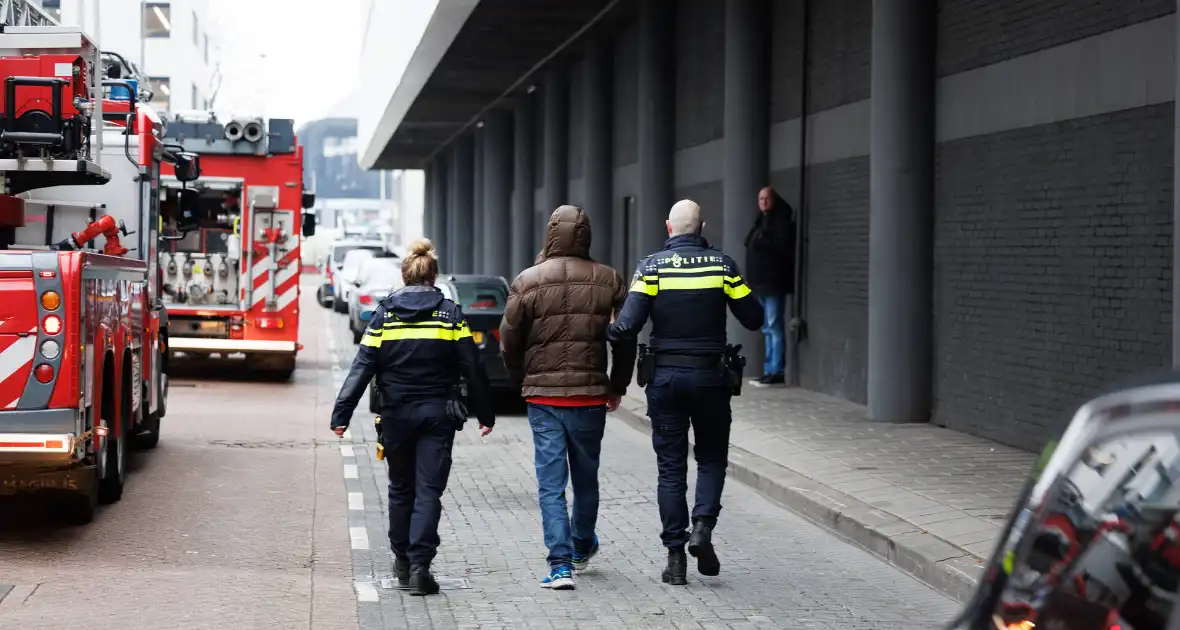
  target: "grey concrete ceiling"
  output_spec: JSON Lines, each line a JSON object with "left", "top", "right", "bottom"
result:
{"left": 372, "top": 0, "right": 618, "bottom": 170}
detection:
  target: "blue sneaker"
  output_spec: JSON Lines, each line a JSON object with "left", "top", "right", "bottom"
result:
{"left": 540, "top": 565, "right": 575, "bottom": 590}
{"left": 572, "top": 537, "right": 599, "bottom": 572}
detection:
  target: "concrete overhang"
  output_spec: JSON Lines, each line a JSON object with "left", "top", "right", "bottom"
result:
{"left": 357, "top": 0, "right": 619, "bottom": 171}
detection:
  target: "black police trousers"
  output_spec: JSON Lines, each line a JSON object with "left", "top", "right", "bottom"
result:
{"left": 381, "top": 400, "right": 457, "bottom": 567}
{"left": 645, "top": 365, "right": 732, "bottom": 548}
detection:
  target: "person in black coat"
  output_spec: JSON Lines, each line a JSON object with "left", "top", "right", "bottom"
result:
{"left": 743, "top": 187, "right": 796, "bottom": 384}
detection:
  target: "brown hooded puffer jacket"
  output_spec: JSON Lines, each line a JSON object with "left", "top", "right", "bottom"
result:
{"left": 499, "top": 205, "right": 637, "bottom": 398}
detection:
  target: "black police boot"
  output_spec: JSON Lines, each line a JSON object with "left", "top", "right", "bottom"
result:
{"left": 408, "top": 565, "right": 440, "bottom": 596}
{"left": 688, "top": 517, "right": 720, "bottom": 576}
{"left": 393, "top": 556, "right": 410, "bottom": 587}
{"left": 661, "top": 547, "right": 688, "bottom": 586}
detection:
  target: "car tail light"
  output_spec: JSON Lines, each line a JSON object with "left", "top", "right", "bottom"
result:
{"left": 42, "top": 314, "right": 62, "bottom": 335}
{"left": 34, "top": 364, "right": 53, "bottom": 383}
{"left": 40, "top": 290, "right": 60, "bottom": 310}
{"left": 358, "top": 295, "right": 373, "bottom": 305}
{"left": 491, "top": 329, "right": 501, "bottom": 342}
{"left": 255, "top": 316, "right": 284, "bottom": 329}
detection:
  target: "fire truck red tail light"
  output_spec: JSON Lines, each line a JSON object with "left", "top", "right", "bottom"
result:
{"left": 34, "top": 364, "right": 53, "bottom": 383}
{"left": 492, "top": 329, "right": 501, "bottom": 342}
{"left": 42, "top": 314, "right": 61, "bottom": 335}
{"left": 255, "top": 316, "right": 284, "bottom": 329}
{"left": 358, "top": 295, "right": 373, "bottom": 305}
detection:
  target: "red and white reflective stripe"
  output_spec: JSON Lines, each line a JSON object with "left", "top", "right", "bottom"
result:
{"left": 253, "top": 248, "right": 300, "bottom": 311}
{"left": 0, "top": 328, "right": 37, "bottom": 408}
{"left": 0, "top": 433, "right": 72, "bottom": 453}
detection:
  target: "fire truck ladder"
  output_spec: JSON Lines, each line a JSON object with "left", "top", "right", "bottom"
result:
{"left": 0, "top": 0, "right": 59, "bottom": 28}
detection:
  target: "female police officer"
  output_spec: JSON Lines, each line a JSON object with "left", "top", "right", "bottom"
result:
{"left": 331, "top": 238, "right": 495, "bottom": 596}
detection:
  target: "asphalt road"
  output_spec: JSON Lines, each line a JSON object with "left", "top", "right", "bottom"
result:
{"left": 0, "top": 280, "right": 962, "bottom": 629}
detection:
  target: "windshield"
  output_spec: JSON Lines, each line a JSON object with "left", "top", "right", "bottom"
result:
{"left": 447, "top": 279, "right": 508, "bottom": 312}
{"left": 333, "top": 245, "right": 385, "bottom": 264}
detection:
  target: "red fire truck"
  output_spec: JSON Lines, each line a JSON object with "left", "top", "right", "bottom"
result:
{"left": 0, "top": 3, "right": 203, "bottom": 523}
{"left": 156, "top": 113, "right": 315, "bottom": 380}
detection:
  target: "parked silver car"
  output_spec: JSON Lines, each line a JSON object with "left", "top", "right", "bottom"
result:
{"left": 348, "top": 256, "right": 404, "bottom": 344}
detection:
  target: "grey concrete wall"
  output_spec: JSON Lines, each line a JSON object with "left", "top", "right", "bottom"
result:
{"left": 569, "top": 58, "right": 586, "bottom": 182}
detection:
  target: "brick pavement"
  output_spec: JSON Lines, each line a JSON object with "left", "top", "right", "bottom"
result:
{"left": 617, "top": 384, "right": 1039, "bottom": 602}
{"left": 340, "top": 415, "right": 960, "bottom": 630}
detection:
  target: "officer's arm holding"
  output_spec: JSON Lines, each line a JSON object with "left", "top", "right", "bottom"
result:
{"left": 723, "top": 256, "right": 764, "bottom": 331}
{"left": 331, "top": 304, "right": 384, "bottom": 434}
{"left": 607, "top": 269, "right": 638, "bottom": 395}
{"left": 607, "top": 260, "right": 655, "bottom": 341}
{"left": 455, "top": 312, "right": 496, "bottom": 434}
{"left": 498, "top": 275, "right": 531, "bottom": 382}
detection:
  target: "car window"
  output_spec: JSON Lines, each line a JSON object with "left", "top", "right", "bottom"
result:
{"left": 360, "top": 260, "right": 402, "bottom": 288}
{"left": 450, "top": 279, "right": 508, "bottom": 311}
{"left": 332, "top": 245, "right": 385, "bottom": 263}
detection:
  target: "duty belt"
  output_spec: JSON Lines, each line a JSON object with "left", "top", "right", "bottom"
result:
{"left": 653, "top": 353, "right": 724, "bottom": 369}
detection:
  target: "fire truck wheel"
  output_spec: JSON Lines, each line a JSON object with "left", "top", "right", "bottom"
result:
{"left": 133, "top": 382, "right": 161, "bottom": 450}
{"left": 97, "top": 383, "right": 128, "bottom": 504}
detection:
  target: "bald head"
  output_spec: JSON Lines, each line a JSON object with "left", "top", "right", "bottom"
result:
{"left": 667, "top": 199, "right": 702, "bottom": 236}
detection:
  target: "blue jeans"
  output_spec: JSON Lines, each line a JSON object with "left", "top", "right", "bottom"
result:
{"left": 527, "top": 403, "right": 607, "bottom": 570}
{"left": 759, "top": 292, "right": 787, "bottom": 377}
{"left": 646, "top": 366, "right": 732, "bottom": 548}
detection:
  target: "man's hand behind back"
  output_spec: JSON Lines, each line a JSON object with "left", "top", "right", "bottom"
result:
{"left": 607, "top": 395, "right": 621, "bottom": 413}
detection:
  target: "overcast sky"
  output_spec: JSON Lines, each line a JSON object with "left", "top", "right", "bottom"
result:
{"left": 208, "top": 0, "right": 364, "bottom": 127}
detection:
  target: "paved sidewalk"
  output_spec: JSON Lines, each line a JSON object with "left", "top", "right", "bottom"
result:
{"left": 616, "top": 385, "right": 1039, "bottom": 602}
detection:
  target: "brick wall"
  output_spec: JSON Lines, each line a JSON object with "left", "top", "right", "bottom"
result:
{"left": 769, "top": 1, "right": 804, "bottom": 124}
{"left": 936, "top": 0, "right": 1175, "bottom": 76}
{"left": 933, "top": 104, "right": 1174, "bottom": 449}
{"left": 797, "top": 157, "right": 870, "bottom": 403}
{"left": 674, "top": 0, "right": 725, "bottom": 150}
{"left": 806, "top": 0, "right": 871, "bottom": 113}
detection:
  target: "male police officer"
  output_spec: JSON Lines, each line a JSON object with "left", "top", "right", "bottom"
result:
{"left": 608, "top": 200, "right": 763, "bottom": 585}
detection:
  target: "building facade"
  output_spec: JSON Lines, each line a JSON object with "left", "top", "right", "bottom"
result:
{"left": 299, "top": 117, "right": 417, "bottom": 265}
{"left": 358, "top": 0, "right": 1178, "bottom": 452}
{"left": 48, "top": 0, "right": 219, "bottom": 113}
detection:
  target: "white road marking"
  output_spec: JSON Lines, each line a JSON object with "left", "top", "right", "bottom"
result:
{"left": 339, "top": 445, "right": 354, "bottom": 458}
{"left": 343, "top": 464, "right": 358, "bottom": 479}
{"left": 355, "top": 582, "right": 379, "bottom": 602}
{"left": 349, "top": 526, "right": 370, "bottom": 550}
{"left": 348, "top": 492, "right": 364, "bottom": 511}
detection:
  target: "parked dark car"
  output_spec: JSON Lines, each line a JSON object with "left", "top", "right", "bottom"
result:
{"left": 367, "top": 274, "right": 519, "bottom": 413}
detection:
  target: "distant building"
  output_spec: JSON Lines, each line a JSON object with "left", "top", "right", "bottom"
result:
{"left": 48, "top": 0, "right": 220, "bottom": 113}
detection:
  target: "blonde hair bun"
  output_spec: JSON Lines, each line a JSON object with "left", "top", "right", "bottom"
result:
{"left": 408, "top": 238, "right": 436, "bottom": 259}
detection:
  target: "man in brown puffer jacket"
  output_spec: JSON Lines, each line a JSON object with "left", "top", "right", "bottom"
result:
{"left": 500, "top": 204, "right": 637, "bottom": 590}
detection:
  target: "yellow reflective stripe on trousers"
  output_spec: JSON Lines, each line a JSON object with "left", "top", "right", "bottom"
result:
{"left": 361, "top": 322, "right": 472, "bottom": 345}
